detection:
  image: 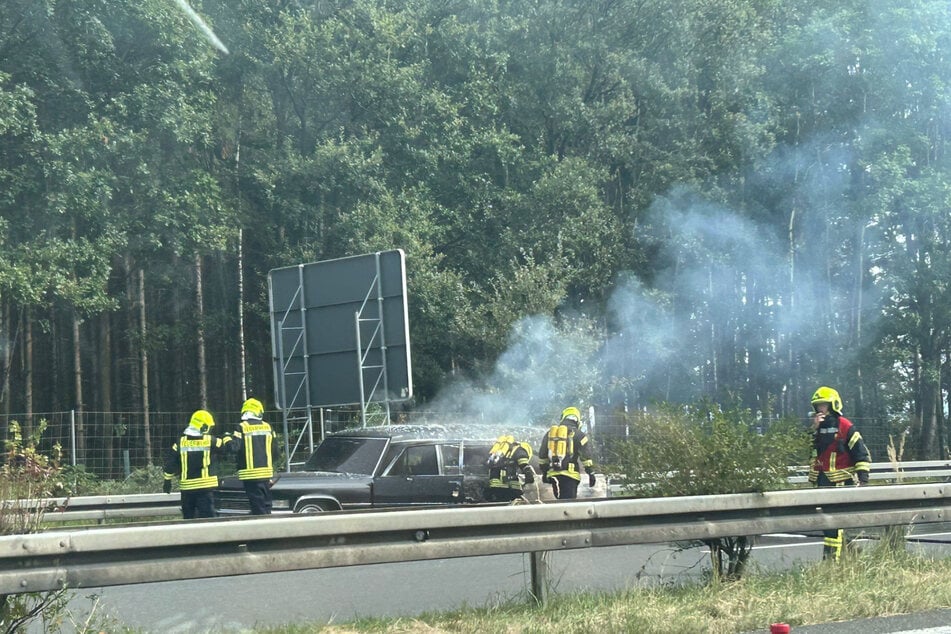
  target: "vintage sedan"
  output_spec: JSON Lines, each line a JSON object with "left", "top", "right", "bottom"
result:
{"left": 214, "top": 423, "right": 539, "bottom": 515}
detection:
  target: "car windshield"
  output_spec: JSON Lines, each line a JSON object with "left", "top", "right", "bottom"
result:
{"left": 302, "top": 437, "right": 388, "bottom": 474}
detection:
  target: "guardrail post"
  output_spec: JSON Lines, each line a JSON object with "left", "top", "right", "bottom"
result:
{"left": 529, "top": 550, "right": 550, "bottom": 605}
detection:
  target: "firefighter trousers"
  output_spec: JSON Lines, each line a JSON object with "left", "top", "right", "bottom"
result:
{"left": 243, "top": 479, "right": 273, "bottom": 515}
{"left": 816, "top": 472, "right": 852, "bottom": 561}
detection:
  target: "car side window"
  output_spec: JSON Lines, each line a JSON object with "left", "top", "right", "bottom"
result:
{"left": 388, "top": 445, "right": 439, "bottom": 476}
{"left": 462, "top": 443, "right": 491, "bottom": 476}
{"left": 441, "top": 444, "right": 462, "bottom": 475}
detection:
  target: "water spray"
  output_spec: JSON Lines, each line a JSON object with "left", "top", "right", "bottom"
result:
{"left": 173, "top": 0, "right": 229, "bottom": 54}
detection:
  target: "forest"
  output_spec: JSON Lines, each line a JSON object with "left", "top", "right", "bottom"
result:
{"left": 1, "top": 0, "right": 949, "bottom": 465}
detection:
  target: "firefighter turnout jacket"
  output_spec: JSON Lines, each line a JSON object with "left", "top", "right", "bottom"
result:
{"left": 808, "top": 413, "right": 871, "bottom": 485}
{"left": 538, "top": 424, "right": 595, "bottom": 482}
{"left": 233, "top": 419, "right": 275, "bottom": 480}
{"left": 487, "top": 436, "right": 534, "bottom": 492}
{"left": 163, "top": 428, "right": 233, "bottom": 490}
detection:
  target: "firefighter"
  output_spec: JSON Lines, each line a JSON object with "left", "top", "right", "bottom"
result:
{"left": 230, "top": 397, "right": 276, "bottom": 515}
{"left": 162, "top": 409, "right": 233, "bottom": 519}
{"left": 808, "top": 386, "right": 871, "bottom": 561}
{"left": 485, "top": 434, "right": 535, "bottom": 503}
{"left": 538, "top": 406, "right": 597, "bottom": 499}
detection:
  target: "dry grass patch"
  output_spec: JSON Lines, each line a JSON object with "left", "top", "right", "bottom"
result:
{"left": 257, "top": 543, "right": 951, "bottom": 634}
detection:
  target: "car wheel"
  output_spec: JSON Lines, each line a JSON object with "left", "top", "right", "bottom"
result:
{"left": 296, "top": 502, "right": 331, "bottom": 513}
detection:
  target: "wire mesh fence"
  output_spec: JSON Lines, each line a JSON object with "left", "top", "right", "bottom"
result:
{"left": 0, "top": 408, "right": 900, "bottom": 481}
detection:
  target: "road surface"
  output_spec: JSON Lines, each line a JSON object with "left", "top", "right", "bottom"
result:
{"left": 56, "top": 529, "right": 951, "bottom": 632}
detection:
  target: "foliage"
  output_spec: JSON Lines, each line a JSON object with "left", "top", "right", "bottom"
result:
{"left": 606, "top": 401, "right": 808, "bottom": 497}
{"left": 0, "top": 421, "right": 70, "bottom": 632}
{"left": 0, "top": 0, "right": 950, "bottom": 466}
{"left": 61, "top": 464, "right": 167, "bottom": 496}
{"left": 604, "top": 401, "right": 808, "bottom": 578}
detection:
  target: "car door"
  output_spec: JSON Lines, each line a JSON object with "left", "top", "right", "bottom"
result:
{"left": 372, "top": 443, "right": 463, "bottom": 507}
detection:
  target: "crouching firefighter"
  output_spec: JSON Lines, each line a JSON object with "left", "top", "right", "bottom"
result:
{"left": 808, "top": 386, "right": 871, "bottom": 561}
{"left": 538, "top": 407, "right": 597, "bottom": 500}
{"left": 485, "top": 435, "right": 535, "bottom": 502}
{"left": 231, "top": 397, "right": 276, "bottom": 515}
{"left": 163, "top": 409, "right": 233, "bottom": 519}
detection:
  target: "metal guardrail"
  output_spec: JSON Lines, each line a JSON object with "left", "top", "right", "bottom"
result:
{"left": 14, "top": 460, "right": 950, "bottom": 525}
{"left": 786, "top": 460, "right": 951, "bottom": 484}
{"left": 31, "top": 460, "right": 951, "bottom": 524}
{"left": 605, "top": 460, "right": 951, "bottom": 494}
{"left": 31, "top": 493, "right": 182, "bottom": 523}
{"left": 0, "top": 482, "right": 949, "bottom": 597}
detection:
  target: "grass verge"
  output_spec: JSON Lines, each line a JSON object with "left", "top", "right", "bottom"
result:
{"left": 251, "top": 539, "right": 951, "bottom": 634}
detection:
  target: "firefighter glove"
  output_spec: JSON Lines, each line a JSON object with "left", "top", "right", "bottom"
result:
{"left": 541, "top": 468, "right": 551, "bottom": 484}
{"left": 163, "top": 479, "right": 172, "bottom": 494}
{"left": 588, "top": 472, "right": 597, "bottom": 488}
{"left": 523, "top": 469, "right": 534, "bottom": 484}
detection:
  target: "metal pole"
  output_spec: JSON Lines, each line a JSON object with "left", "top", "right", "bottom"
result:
{"left": 355, "top": 311, "right": 367, "bottom": 427}
{"left": 276, "top": 316, "right": 291, "bottom": 473}
{"left": 374, "top": 253, "right": 392, "bottom": 423}
{"left": 70, "top": 409, "right": 77, "bottom": 467}
{"left": 530, "top": 551, "right": 550, "bottom": 605}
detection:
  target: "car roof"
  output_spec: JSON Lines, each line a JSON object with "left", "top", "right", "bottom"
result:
{"left": 328, "top": 423, "right": 543, "bottom": 444}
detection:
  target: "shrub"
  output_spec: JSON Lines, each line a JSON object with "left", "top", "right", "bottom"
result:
{"left": 604, "top": 401, "right": 810, "bottom": 579}
{"left": 0, "top": 420, "right": 70, "bottom": 631}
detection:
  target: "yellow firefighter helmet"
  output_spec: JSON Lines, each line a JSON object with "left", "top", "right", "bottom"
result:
{"left": 241, "top": 398, "right": 264, "bottom": 420}
{"left": 810, "top": 386, "right": 843, "bottom": 414}
{"left": 189, "top": 409, "right": 215, "bottom": 433}
{"left": 561, "top": 406, "right": 582, "bottom": 425}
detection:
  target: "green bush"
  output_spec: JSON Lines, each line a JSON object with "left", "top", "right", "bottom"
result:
{"left": 0, "top": 420, "right": 68, "bottom": 631}
{"left": 604, "top": 401, "right": 810, "bottom": 579}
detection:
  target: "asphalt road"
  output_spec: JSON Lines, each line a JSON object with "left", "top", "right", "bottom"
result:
{"left": 784, "top": 611, "right": 951, "bottom": 634}
{"left": 56, "top": 530, "right": 951, "bottom": 633}
{"left": 61, "top": 535, "right": 820, "bottom": 632}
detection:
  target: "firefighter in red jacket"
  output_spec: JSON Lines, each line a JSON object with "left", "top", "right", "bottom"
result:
{"left": 808, "top": 386, "right": 871, "bottom": 561}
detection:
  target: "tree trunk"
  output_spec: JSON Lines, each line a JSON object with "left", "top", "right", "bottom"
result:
{"left": 918, "top": 348, "right": 940, "bottom": 459}
{"left": 51, "top": 304, "right": 61, "bottom": 412}
{"left": 854, "top": 222, "right": 866, "bottom": 418}
{"left": 25, "top": 308, "right": 32, "bottom": 436}
{"left": 238, "top": 228, "right": 247, "bottom": 401}
{"left": 172, "top": 253, "right": 185, "bottom": 422}
{"left": 195, "top": 253, "right": 208, "bottom": 409}
{"left": 139, "top": 268, "right": 152, "bottom": 466}
{"left": 0, "top": 301, "right": 10, "bottom": 423}
{"left": 786, "top": 193, "right": 798, "bottom": 417}
{"left": 99, "top": 313, "right": 114, "bottom": 476}
{"left": 236, "top": 118, "right": 248, "bottom": 402}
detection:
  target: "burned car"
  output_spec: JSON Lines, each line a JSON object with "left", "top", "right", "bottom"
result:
{"left": 214, "top": 423, "right": 534, "bottom": 515}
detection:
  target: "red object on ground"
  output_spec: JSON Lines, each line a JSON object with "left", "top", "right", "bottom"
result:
{"left": 770, "top": 624, "right": 791, "bottom": 634}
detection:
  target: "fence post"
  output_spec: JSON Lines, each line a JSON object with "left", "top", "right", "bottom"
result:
{"left": 123, "top": 450, "right": 131, "bottom": 478}
{"left": 529, "top": 550, "right": 550, "bottom": 605}
{"left": 70, "top": 409, "right": 77, "bottom": 467}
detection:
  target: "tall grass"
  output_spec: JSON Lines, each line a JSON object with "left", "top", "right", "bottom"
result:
{"left": 255, "top": 539, "right": 951, "bottom": 634}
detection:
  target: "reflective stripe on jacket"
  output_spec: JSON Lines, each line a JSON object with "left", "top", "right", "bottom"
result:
{"left": 808, "top": 415, "right": 871, "bottom": 485}
{"left": 235, "top": 420, "right": 274, "bottom": 480}
{"left": 164, "top": 433, "right": 232, "bottom": 490}
{"left": 538, "top": 429, "right": 595, "bottom": 482}
{"left": 488, "top": 441, "right": 532, "bottom": 490}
